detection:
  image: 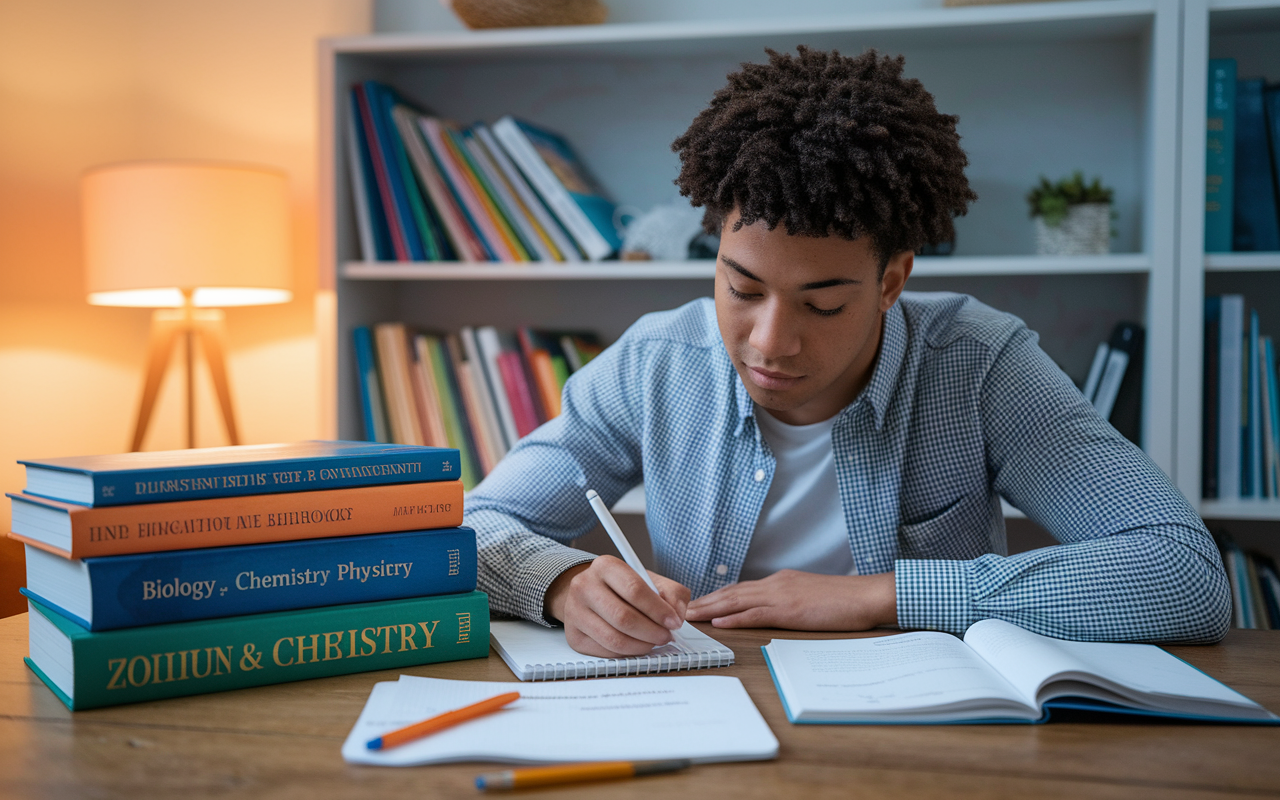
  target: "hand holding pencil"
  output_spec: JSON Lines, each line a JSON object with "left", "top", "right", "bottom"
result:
{"left": 541, "top": 490, "right": 692, "bottom": 659}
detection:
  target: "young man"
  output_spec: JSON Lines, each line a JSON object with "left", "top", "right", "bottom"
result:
{"left": 464, "top": 48, "right": 1230, "bottom": 658}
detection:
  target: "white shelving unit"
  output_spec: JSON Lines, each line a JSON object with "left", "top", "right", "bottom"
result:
{"left": 1174, "top": 0, "right": 1280, "bottom": 523}
{"left": 319, "top": 1, "right": 1181, "bottom": 510}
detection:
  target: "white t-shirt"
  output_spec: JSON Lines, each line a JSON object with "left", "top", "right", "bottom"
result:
{"left": 739, "top": 408, "right": 856, "bottom": 582}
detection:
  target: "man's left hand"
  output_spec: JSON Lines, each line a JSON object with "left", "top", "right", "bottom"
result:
{"left": 684, "top": 570, "right": 897, "bottom": 630}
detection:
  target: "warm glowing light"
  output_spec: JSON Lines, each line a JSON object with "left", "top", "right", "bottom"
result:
{"left": 82, "top": 161, "right": 292, "bottom": 308}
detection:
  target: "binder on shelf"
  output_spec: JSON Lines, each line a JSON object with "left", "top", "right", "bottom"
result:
{"left": 1081, "top": 322, "right": 1144, "bottom": 447}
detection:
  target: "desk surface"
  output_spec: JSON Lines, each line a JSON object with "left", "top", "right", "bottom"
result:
{"left": 1, "top": 613, "right": 1278, "bottom": 800}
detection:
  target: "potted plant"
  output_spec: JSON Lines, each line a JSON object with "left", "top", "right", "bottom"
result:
{"left": 1027, "top": 172, "right": 1114, "bottom": 255}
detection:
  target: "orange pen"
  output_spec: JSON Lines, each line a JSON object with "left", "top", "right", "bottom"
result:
{"left": 366, "top": 691, "right": 520, "bottom": 751}
{"left": 474, "top": 759, "right": 693, "bottom": 792}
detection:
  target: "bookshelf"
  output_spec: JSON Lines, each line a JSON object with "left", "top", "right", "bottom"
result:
{"left": 1175, "top": 0, "right": 1280, "bottom": 523}
{"left": 319, "top": 1, "right": 1181, "bottom": 509}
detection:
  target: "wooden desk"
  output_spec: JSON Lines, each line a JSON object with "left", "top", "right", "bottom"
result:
{"left": 2, "top": 614, "right": 1278, "bottom": 799}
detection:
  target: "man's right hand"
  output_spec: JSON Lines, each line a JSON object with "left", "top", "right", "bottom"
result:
{"left": 543, "top": 556, "right": 692, "bottom": 658}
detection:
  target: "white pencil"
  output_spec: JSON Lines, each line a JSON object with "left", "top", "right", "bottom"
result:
{"left": 585, "top": 489, "right": 693, "bottom": 652}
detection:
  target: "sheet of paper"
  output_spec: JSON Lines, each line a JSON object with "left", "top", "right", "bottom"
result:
{"left": 765, "top": 633, "right": 1034, "bottom": 719}
{"left": 341, "top": 674, "right": 779, "bottom": 766}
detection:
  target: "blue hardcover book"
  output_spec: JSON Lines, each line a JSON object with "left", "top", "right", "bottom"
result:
{"left": 1267, "top": 338, "right": 1280, "bottom": 497}
{"left": 19, "top": 441, "right": 461, "bottom": 507}
{"left": 1267, "top": 87, "right": 1280, "bottom": 230}
{"left": 22, "top": 527, "right": 476, "bottom": 631}
{"left": 1247, "top": 311, "right": 1263, "bottom": 497}
{"left": 353, "top": 326, "right": 391, "bottom": 443}
{"left": 363, "top": 81, "right": 426, "bottom": 261}
{"left": 1203, "top": 296, "right": 1220, "bottom": 499}
{"left": 1233, "top": 78, "right": 1280, "bottom": 251}
{"left": 349, "top": 90, "right": 394, "bottom": 261}
{"left": 1206, "top": 59, "right": 1236, "bottom": 252}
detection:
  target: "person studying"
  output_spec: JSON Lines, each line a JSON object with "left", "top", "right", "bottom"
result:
{"left": 463, "top": 47, "right": 1231, "bottom": 659}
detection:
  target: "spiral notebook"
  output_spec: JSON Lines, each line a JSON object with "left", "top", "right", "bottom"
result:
{"left": 490, "top": 620, "right": 735, "bottom": 681}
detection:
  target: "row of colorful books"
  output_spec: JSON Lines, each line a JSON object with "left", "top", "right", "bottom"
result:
{"left": 354, "top": 324, "right": 601, "bottom": 489}
{"left": 349, "top": 80, "right": 622, "bottom": 264}
{"left": 1202, "top": 295, "right": 1280, "bottom": 500}
{"left": 1217, "top": 536, "right": 1280, "bottom": 630}
{"left": 1204, "top": 59, "right": 1280, "bottom": 252}
{"left": 8, "top": 441, "right": 487, "bottom": 710}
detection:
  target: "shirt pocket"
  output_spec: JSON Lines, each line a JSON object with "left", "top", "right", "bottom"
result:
{"left": 897, "top": 495, "right": 986, "bottom": 560}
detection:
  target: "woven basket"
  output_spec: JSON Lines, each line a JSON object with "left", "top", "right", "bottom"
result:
{"left": 445, "top": 0, "right": 607, "bottom": 29}
{"left": 1034, "top": 202, "right": 1111, "bottom": 256}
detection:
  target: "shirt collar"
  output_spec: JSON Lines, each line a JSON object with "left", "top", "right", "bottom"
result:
{"left": 732, "top": 301, "right": 907, "bottom": 435}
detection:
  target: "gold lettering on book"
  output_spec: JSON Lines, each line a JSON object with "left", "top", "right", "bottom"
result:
{"left": 455, "top": 613, "right": 471, "bottom": 645}
{"left": 323, "top": 631, "right": 344, "bottom": 661}
{"left": 127, "top": 655, "right": 151, "bottom": 687}
{"left": 88, "top": 524, "right": 129, "bottom": 542}
{"left": 419, "top": 620, "right": 441, "bottom": 648}
{"left": 107, "top": 658, "right": 128, "bottom": 690}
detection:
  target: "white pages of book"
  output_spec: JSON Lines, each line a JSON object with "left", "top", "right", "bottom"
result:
{"left": 764, "top": 632, "right": 1041, "bottom": 723}
{"left": 962, "top": 619, "right": 1276, "bottom": 721}
{"left": 341, "top": 674, "right": 779, "bottom": 766}
{"left": 490, "top": 620, "right": 733, "bottom": 681}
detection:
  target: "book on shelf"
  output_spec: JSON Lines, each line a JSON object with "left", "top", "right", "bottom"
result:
{"left": 353, "top": 326, "right": 391, "bottom": 443}
{"left": 18, "top": 441, "right": 460, "bottom": 507}
{"left": 345, "top": 81, "right": 614, "bottom": 263}
{"left": 7, "top": 480, "right": 462, "bottom": 559}
{"left": 21, "top": 526, "right": 475, "bottom": 631}
{"left": 1232, "top": 78, "right": 1280, "bottom": 252}
{"left": 1216, "top": 535, "right": 1280, "bottom": 630}
{"left": 492, "top": 115, "right": 622, "bottom": 261}
{"left": 1078, "top": 321, "right": 1144, "bottom": 446}
{"left": 1205, "top": 297, "right": 1280, "bottom": 501}
{"left": 762, "top": 619, "right": 1278, "bottom": 724}
{"left": 1203, "top": 297, "right": 1221, "bottom": 499}
{"left": 1205, "top": 59, "right": 1236, "bottom": 253}
{"left": 1208, "top": 295, "right": 1245, "bottom": 500}
{"left": 24, "top": 591, "right": 490, "bottom": 711}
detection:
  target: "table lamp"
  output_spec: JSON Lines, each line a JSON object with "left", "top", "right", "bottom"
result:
{"left": 82, "top": 161, "right": 292, "bottom": 451}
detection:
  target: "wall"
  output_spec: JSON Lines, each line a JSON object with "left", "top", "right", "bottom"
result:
{"left": 0, "top": 0, "right": 372, "bottom": 617}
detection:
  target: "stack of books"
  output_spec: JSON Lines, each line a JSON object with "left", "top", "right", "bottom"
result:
{"left": 354, "top": 324, "right": 601, "bottom": 488}
{"left": 348, "top": 80, "right": 622, "bottom": 264}
{"left": 1204, "top": 59, "right": 1280, "bottom": 253}
{"left": 1202, "top": 296, "right": 1280, "bottom": 501}
{"left": 8, "top": 441, "right": 490, "bottom": 710}
{"left": 1217, "top": 536, "right": 1280, "bottom": 629}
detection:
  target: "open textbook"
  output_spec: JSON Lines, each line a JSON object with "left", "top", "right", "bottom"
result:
{"left": 763, "top": 619, "right": 1278, "bottom": 724}
{"left": 341, "top": 674, "right": 778, "bottom": 766}
{"left": 490, "top": 620, "right": 733, "bottom": 681}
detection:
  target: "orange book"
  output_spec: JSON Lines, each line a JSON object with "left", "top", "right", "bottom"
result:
{"left": 8, "top": 480, "right": 462, "bottom": 559}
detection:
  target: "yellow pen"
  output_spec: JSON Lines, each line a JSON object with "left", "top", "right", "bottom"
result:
{"left": 475, "top": 759, "right": 693, "bottom": 792}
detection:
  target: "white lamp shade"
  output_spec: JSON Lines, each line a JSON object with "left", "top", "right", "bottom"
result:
{"left": 83, "top": 161, "right": 293, "bottom": 307}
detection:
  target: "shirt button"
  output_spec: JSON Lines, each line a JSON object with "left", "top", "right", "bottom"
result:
{"left": 715, "top": 564, "right": 728, "bottom": 576}
{"left": 753, "top": 469, "right": 765, "bottom": 482}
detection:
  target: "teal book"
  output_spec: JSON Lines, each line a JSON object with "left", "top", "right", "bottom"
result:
{"left": 1232, "top": 78, "right": 1280, "bottom": 251}
{"left": 19, "top": 440, "right": 459, "bottom": 507}
{"left": 24, "top": 590, "right": 490, "bottom": 710}
{"left": 1206, "top": 59, "right": 1236, "bottom": 252}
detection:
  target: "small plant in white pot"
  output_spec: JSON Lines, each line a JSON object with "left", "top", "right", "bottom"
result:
{"left": 1027, "top": 172, "right": 1114, "bottom": 255}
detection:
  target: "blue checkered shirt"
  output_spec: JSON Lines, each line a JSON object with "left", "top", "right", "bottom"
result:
{"left": 465, "top": 294, "right": 1230, "bottom": 643}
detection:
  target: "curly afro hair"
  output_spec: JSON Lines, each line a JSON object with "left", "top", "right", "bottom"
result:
{"left": 672, "top": 46, "right": 976, "bottom": 274}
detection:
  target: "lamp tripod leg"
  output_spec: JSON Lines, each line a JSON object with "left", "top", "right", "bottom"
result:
{"left": 196, "top": 314, "right": 241, "bottom": 446}
{"left": 131, "top": 312, "right": 184, "bottom": 452}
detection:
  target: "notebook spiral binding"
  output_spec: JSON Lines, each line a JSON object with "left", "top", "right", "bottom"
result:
{"left": 525, "top": 645, "right": 734, "bottom": 681}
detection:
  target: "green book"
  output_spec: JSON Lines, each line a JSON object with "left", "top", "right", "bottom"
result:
{"left": 24, "top": 590, "right": 489, "bottom": 710}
